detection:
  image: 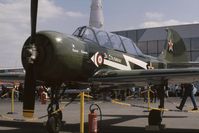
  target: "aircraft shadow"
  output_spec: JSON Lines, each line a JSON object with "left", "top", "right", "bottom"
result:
{"left": 63, "top": 114, "right": 193, "bottom": 133}
{"left": 0, "top": 114, "right": 197, "bottom": 133}
{"left": 0, "top": 120, "right": 47, "bottom": 133}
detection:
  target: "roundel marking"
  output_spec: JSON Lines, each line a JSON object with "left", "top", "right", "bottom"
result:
{"left": 96, "top": 54, "right": 104, "bottom": 66}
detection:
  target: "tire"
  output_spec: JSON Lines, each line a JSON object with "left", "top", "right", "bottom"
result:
{"left": 46, "top": 116, "right": 61, "bottom": 133}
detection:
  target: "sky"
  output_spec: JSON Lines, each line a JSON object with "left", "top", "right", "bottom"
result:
{"left": 0, "top": 0, "right": 199, "bottom": 68}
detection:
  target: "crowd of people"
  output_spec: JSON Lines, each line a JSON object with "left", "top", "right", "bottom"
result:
{"left": 0, "top": 83, "right": 49, "bottom": 102}
{"left": 140, "top": 83, "right": 198, "bottom": 111}
{"left": 0, "top": 82, "right": 198, "bottom": 110}
{"left": 0, "top": 83, "right": 24, "bottom": 101}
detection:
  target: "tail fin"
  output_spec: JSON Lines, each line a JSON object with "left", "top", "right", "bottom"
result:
{"left": 160, "top": 28, "right": 188, "bottom": 63}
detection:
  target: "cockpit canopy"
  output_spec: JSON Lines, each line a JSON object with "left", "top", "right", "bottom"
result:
{"left": 73, "top": 26, "right": 143, "bottom": 56}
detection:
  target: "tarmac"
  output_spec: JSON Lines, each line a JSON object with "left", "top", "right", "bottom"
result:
{"left": 0, "top": 97, "right": 199, "bottom": 133}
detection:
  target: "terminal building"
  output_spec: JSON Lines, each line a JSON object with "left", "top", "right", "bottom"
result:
{"left": 114, "top": 23, "right": 199, "bottom": 61}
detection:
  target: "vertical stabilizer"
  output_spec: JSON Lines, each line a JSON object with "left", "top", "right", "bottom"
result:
{"left": 160, "top": 28, "right": 188, "bottom": 63}
{"left": 89, "top": 0, "right": 104, "bottom": 29}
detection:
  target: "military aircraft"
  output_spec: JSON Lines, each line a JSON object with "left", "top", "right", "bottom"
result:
{"left": 1, "top": 0, "right": 199, "bottom": 133}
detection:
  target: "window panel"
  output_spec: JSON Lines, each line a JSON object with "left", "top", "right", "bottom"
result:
{"left": 183, "top": 38, "right": 191, "bottom": 51}
{"left": 82, "top": 28, "right": 97, "bottom": 43}
{"left": 96, "top": 31, "right": 112, "bottom": 48}
{"left": 120, "top": 36, "right": 143, "bottom": 55}
{"left": 122, "top": 37, "right": 138, "bottom": 55}
{"left": 133, "top": 42, "right": 144, "bottom": 55}
{"left": 109, "top": 33, "right": 125, "bottom": 51}
{"left": 191, "top": 38, "right": 199, "bottom": 50}
{"left": 191, "top": 51, "right": 199, "bottom": 61}
{"left": 148, "top": 40, "right": 158, "bottom": 54}
{"left": 138, "top": 41, "right": 147, "bottom": 54}
{"left": 158, "top": 40, "right": 166, "bottom": 54}
{"left": 126, "top": 31, "right": 136, "bottom": 42}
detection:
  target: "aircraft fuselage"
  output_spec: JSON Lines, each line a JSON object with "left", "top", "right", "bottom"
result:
{"left": 22, "top": 26, "right": 165, "bottom": 86}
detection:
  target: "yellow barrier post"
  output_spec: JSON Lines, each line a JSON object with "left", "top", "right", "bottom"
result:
{"left": 7, "top": 88, "right": 15, "bottom": 114}
{"left": 147, "top": 86, "right": 151, "bottom": 111}
{"left": 80, "top": 92, "right": 84, "bottom": 133}
{"left": 147, "top": 86, "right": 154, "bottom": 111}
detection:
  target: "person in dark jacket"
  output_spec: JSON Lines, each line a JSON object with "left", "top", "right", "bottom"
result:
{"left": 176, "top": 83, "right": 198, "bottom": 111}
{"left": 18, "top": 83, "right": 24, "bottom": 102}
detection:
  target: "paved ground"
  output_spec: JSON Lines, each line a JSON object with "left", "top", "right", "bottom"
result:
{"left": 0, "top": 97, "right": 199, "bottom": 133}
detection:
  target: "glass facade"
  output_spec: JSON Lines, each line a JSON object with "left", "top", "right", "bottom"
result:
{"left": 191, "top": 38, "right": 199, "bottom": 50}
{"left": 183, "top": 38, "right": 191, "bottom": 51}
{"left": 136, "top": 38, "right": 199, "bottom": 61}
{"left": 138, "top": 41, "right": 147, "bottom": 54}
{"left": 147, "top": 40, "right": 158, "bottom": 55}
{"left": 114, "top": 26, "right": 199, "bottom": 61}
{"left": 157, "top": 40, "right": 166, "bottom": 54}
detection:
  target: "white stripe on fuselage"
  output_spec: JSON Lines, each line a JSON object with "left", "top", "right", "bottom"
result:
{"left": 91, "top": 52, "right": 148, "bottom": 70}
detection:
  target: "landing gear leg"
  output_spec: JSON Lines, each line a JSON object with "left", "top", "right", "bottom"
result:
{"left": 46, "top": 88, "right": 63, "bottom": 133}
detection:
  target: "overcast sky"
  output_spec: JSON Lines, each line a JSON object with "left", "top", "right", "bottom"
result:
{"left": 0, "top": 0, "right": 199, "bottom": 68}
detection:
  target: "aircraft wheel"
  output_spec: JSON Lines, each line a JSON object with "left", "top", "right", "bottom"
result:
{"left": 57, "top": 110, "right": 63, "bottom": 121}
{"left": 46, "top": 115, "right": 61, "bottom": 133}
{"left": 148, "top": 109, "right": 163, "bottom": 125}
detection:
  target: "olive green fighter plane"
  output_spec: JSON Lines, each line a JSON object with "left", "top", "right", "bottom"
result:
{"left": 2, "top": 0, "right": 199, "bottom": 132}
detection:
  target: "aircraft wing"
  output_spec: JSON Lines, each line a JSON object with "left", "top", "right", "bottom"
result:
{"left": 0, "top": 72, "right": 25, "bottom": 83}
{"left": 167, "top": 62, "right": 199, "bottom": 68}
{"left": 0, "top": 68, "right": 24, "bottom": 83}
{"left": 89, "top": 68, "right": 199, "bottom": 86}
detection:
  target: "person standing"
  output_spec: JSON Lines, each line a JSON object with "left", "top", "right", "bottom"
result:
{"left": 1, "top": 84, "right": 7, "bottom": 99}
{"left": 176, "top": 83, "right": 198, "bottom": 111}
{"left": 18, "top": 83, "right": 24, "bottom": 102}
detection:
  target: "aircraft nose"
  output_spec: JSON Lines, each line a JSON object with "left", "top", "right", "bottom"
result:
{"left": 22, "top": 33, "right": 53, "bottom": 69}
{"left": 21, "top": 31, "right": 78, "bottom": 82}
{"left": 22, "top": 45, "right": 37, "bottom": 64}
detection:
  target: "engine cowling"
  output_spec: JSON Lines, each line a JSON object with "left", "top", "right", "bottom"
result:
{"left": 22, "top": 31, "right": 89, "bottom": 85}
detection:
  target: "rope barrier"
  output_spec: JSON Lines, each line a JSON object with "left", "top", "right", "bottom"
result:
{"left": 1, "top": 92, "right": 9, "bottom": 98}
{"left": 0, "top": 103, "right": 66, "bottom": 122}
{"left": 111, "top": 99, "right": 199, "bottom": 113}
{"left": 0, "top": 92, "right": 94, "bottom": 122}
{"left": 1, "top": 91, "right": 199, "bottom": 124}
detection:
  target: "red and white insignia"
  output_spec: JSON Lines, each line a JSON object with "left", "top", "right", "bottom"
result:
{"left": 91, "top": 52, "right": 104, "bottom": 67}
{"left": 168, "top": 39, "right": 174, "bottom": 52}
{"left": 96, "top": 54, "right": 104, "bottom": 66}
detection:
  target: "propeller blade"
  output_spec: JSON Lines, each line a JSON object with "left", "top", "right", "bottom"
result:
{"left": 23, "top": 64, "right": 36, "bottom": 118}
{"left": 30, "top": 0, "right": 38, "bottom": 44}
{"left": 23, "top": 0, "right": 38, "bottom": 118}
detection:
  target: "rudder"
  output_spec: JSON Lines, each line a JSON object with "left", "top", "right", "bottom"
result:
{"left": 160, "top": 28, "right": 188, "bottom": 63}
